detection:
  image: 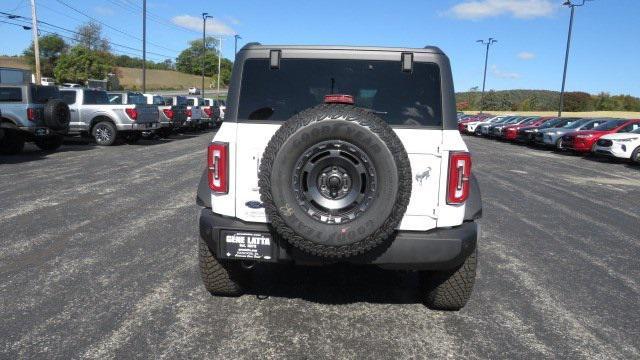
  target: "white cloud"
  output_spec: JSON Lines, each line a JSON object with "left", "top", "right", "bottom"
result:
{"left": 448, "top": 0, "right": 556, "bottom": 20}
{"left": 491, "top": 65, "right": 521, "bottom": 79}
{"left": 517, "top": 51, "right": 535, "bottom": 60}
{"left": 226, "top": 16, "right": 241, "bottom": 26}
{"left": 171, "top": 15, "right": 236, "bottom": 35}
{"left": 94, "top": 6, "right": 115, "bottom": 16}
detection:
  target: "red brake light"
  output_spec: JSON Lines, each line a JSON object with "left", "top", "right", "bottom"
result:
{"left": 203, "top": 107, "right": 212, "bottom": 117}
{"left": 207, "top": 142, "right": 228, "bottom": 193}
{"left": 185, "top": 109, "right": 192, "bottom": 117}
{"left": 27, "top": 108, "right": 37, "bottom": 122}
{"left": 447, "top": 152, "right": 471, "bottom": 204}
{"left": 125, "top": 108, "right": 138, "bottom": 121}
{"left": 162, "top": 109, "right": 174, "bottom": 119}
{"left": 324, "top": 94, "right": 354, "bottom": 105}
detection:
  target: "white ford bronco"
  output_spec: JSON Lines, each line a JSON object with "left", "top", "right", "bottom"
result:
{"left": 196, "top": 44, "right": 482, "bottom": 310}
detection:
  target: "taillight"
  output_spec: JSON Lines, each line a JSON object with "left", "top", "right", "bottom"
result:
{"left": 324, "top": 94, "right": 354, "bottom": 105}
{"left": 207, "top": 142, "right": 228, "bottom": 193}
{"left": 185, "top": 109, "right": 192, "bottom": 117}
{"left": 447, "top": 152, "right": 471, "bottom": 204}
{"left": 162, "top": 109, "right": 174, "bottom": 119}
{"left": 27, "top": 108, "right": 36, "bottom": 122}
{"left": 203, "top": 107, "right": 212, "bottom": 117}
{"left": 125, "top": 108, "right": 138, "bottom": 121}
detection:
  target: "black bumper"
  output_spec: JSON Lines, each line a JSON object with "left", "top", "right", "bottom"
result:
{"left": 199, "top": 208, "right": 478, "bottom": 270}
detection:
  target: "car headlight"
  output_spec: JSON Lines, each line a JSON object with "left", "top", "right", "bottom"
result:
{"left": 616, "top": 138, "right": 638, "bottom": 142}
{"left": 576, "top": 134, "right": 594, "bottom": 139}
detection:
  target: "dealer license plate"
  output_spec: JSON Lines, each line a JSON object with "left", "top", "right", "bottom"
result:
{"left": 220, "top": 231, "right": 274, "bottom": 261}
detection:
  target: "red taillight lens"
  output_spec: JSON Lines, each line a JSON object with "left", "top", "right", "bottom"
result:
{"left": 447, "top": 152, "right": 472, "bottom": 204}
{"left": 27, "top": 108, "right": 36, "bottom": 122}
{"left": 203, "top": 107, "right": 212, "bottom": 117}
{"left": 185, "top": 109, "right": 192, "bottom": 117}
{"left": 162, "top": 109, "right": 174, "bottom": 119}
{"left": 324, "top": 94, "right": 354, "bottom": 105}
{"left": 207, "top": 142, "right": 228, "bottom": 193}
{"left": 125, "top": 108, "right": 138, "bottom": 121}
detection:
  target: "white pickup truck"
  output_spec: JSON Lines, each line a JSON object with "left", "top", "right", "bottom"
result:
{"left": 196, "top": 44, "right": 483, "bottom": 310}
{"left": 60, "top": 89, "right": 159, "bottom": 145}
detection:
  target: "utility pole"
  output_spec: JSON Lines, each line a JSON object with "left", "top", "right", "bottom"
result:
{"left": 476, "top": 38, "right": 497, "bottom": 114}
{"left": 234, "top": 34, "right": 241, "bottom": 58}
{"left": 202, "top": 13, "right": 212, "bottom": 99}
{"left": 558, "top": 0, "right": 592, "bottom": 117}
{"left": 142, "top": 0, "right": 146, "bottom": 93}
{"left": 29, "top": 0, "right": 41, "bottom": 85}
{"left": 216, "top": 37, "right": 222, "bottom": 101}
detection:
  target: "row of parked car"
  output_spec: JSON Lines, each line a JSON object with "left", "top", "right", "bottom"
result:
{"left": 0, "top": 83, "right": 226, "bottom": 154}
{"left": 457, "top": 113, "right": 640, "bottom": 164}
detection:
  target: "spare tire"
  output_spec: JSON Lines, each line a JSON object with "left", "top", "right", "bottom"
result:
{"left": 43, "top": 99, "right": 70, "bottom": 132}
{"left": 259, "top": 104, "right": 411, "bottom": 258}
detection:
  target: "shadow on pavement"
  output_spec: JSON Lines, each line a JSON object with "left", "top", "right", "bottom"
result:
{"left": 0, "top": 139, "right": 97, "bottom": 165}
{"left": 243, "top": 263, "right": 423, "bottom": 305}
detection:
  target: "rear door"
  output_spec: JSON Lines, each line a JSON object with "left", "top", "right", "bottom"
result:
{"left": 233, "top": 56, "right": 443, "bottom": 230}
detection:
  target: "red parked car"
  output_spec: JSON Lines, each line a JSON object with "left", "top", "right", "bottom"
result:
{"left": 503, "top": 117, "right": 556, "bottom": 141}
{"left": 561, "top": 119, "right": 640, "bottom": 153}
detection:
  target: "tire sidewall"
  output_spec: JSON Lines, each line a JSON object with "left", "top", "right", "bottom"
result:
{"left": 92, "top": 121, "right": 117, "bottom": 146}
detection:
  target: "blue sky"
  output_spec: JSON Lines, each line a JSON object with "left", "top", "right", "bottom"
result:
{"left": 2, "top": 0, "right": 639, "bottom": 95}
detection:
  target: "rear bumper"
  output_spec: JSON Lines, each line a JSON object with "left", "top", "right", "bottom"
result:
{"left": 116, "top": 122, "right": 159, "bottom": 131}
{"left": 199, "top": 208, "right": 478, "bottom": 270}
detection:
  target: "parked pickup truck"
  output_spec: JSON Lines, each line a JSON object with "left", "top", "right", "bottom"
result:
{"left": 143, "top": 93, "right": 187, "bottom": 138}
{"left": 202, "top": 98, "right": 223, "bottom": 127}
{"left": 59, "top": 89, "right": 159, "bottom": 146}
{"left": 0, "top": 83, "right": 70, "bottom": 154}
{"left": 169, "top": 96, "right": 203, "bottom": 130}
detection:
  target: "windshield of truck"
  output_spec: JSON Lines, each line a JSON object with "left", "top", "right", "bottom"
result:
{"left": 238, "top": 58, "right": 443, "bottom": 127}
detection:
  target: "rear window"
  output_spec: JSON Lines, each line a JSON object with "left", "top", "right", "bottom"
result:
{"left": 30, "top": 85, "right": 60, "bottom": 104}
{"left": 84, "top": 90, "right": 110, "bottom": 105}
{"left": 237, "top": 58, "right": 442, "bottom": 126}
{"left": 127, "top": 93, "right": 147, "bottom": 105}
{"left": 594, "top": 120, "right": 626, "bottom": 131}
{"left": 152, "top": 96, "right": 164, "bottom": 105}
{"left": 0, "top": 87, "right": 22, "bottom": 102}
{"left": 108, "top": 94, "right": 123, "bottom": 104}
{"left": 187, "top": 98, "right": 196, "bottom": 106}
{"left": 60, "top": 90, "right": 76, "bottom": 105}
{"left": 175, "top": 96, "right": 188, "bottom": 106}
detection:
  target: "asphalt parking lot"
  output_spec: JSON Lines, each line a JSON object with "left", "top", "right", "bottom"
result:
{"left": 1, "top": 132, "right": 639, "bottom": 359}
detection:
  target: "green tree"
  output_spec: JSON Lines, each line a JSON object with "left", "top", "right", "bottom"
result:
{"left": 54, "top": 46, "right": 113, "bottom": 83}
{"left": 176, "top": 37, "right": 233, "bottom": 86}
{"left": 563, "top": 92, "right": 593, "bottom": 112}
{"left": 23, "top": 34, "right": 67, "bottom": 77}
{"left": 75, "top": 22, "right": 110, "bottom": 52}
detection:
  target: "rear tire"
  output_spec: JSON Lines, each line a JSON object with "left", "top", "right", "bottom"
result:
{"left": 631, "top": 146, "right": 640, "bottom": 164}
{"left": 198, "top": 237, "right": 246, "bottom": 296}
{"left": 34, "top": 135, "right": 64, "bottom": 152}
{"left": 0, "top": 129, "right": 25, "bottom": 155}
{"left": 421, "top": 248, "right": 477, "bottom": 311}
{"left": 92, "top": 121, "right": 117, "bottom": 146}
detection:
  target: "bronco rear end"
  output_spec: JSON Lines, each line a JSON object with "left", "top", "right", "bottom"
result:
{"left": 196, "top": 44, "right": 482, "bottom": 310}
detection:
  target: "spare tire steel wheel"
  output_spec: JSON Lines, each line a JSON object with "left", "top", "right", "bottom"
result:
{"left": 259, "top": 104, "right": 412, "bottom": 258}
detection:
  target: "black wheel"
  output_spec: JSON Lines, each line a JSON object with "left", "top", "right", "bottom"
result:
{"left": 631, "top": 146, "right": 640, "bottom": 164}
{"left": 198, "top": 237, "right": 246, "bottom": 296}
{"left": 0, "top": 128, "right": 25, "bottom": 155}
{"left": 43, "top": 99, "right": 70, "bottom": 132}
{"left": 92, "top": 121, "right": 117, "bottom": 146}
{"left": 259, "top": 104, "right": 411, "bottom": 258}
{"left": 421, "top": 248, "right": 477, "bottom": 311}
{"left": 34, "top": 135, "right": 64, "bottom": 152}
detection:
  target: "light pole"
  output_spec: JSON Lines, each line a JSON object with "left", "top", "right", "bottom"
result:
{"left": 142, "top": 0, "right": 146, "bottom": 93}
{"left": 234, "top": 34, "right": 241, "bottom": 58}
{"left": 29, "top": 0, "right": 41, "bottom": 85}
{"left": 202, "top": 13, "right": 213, "bottom": 98}
{"left": 558, "top": 0, "right": 592, "bottom": 117}
{"left": 476, "top": 38, "right": 497, "bottom": 114}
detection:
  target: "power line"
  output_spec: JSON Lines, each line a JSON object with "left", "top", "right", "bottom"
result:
{"left": 109, "top": 0, "right": 200, "bottom": 35}
{"left": 53, "top": 0, "right": 181, "bottom": 54}
{"left": 1, "top": 12, "right": 175, "bottom": 60}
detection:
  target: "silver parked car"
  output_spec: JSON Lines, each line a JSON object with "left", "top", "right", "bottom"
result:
{"left": 539, "top": 118, "right": 608, "bottom": 148}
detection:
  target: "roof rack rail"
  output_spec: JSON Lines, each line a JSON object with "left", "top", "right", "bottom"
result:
{"left": 240, "top": 42, "right": 262, "bottom": 51}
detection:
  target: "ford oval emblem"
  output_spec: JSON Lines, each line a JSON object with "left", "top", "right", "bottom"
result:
{"left": 245, "top": 201, "right": 264, "bottom": 209}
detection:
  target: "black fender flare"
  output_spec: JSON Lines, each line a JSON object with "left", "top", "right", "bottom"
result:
{"left": 464, "top": 174, "right": 483, "bottom": 221}
{"left": 196, "top": 168, "right": 211, "bottom": 208}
